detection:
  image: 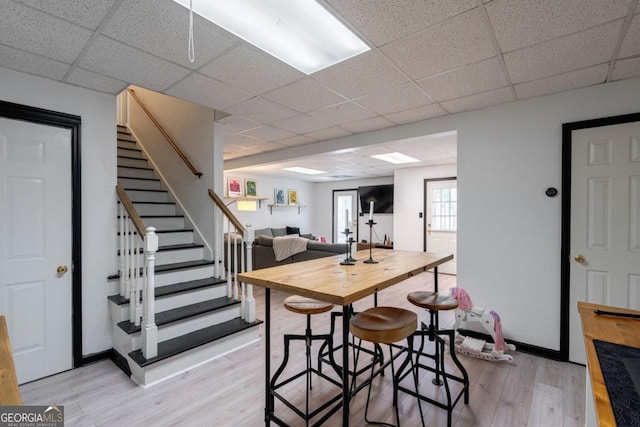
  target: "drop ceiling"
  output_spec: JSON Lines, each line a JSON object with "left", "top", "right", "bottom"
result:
{"left": 1, "top": 0, "right": 639, "bottom": 181}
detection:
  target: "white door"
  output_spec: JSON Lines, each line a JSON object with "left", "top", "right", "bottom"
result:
{"left": 333, "top": 190, "right": 358, "bottom": 243}
{"left": 426, "top": 179, "right": 457, "bottom": 275}
{"left": 0, "top": 117, "right": 73, "bottom": 383}
{"left": 569, "top": 120, "right": 640, "bottom": 364}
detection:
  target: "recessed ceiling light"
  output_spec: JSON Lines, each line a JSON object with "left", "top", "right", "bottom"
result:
{"left": 284, "top": 166, "right": 327, "bottom": 175}
{"left": 172, "top": 0, "right": 370, "bottom": 74}
{"left": 371, "top": 152, "right": 420, "bottom": 164}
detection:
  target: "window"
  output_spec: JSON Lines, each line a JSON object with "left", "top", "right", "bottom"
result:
{"left": 431, "top": 188, "right": 457, "bottom": 231}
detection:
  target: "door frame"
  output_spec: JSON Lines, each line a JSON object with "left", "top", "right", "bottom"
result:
{"left": 560, "top": 111, "right": 640, "bottom": 361}
{"left": 332, "top": 188, "right": 359, "bottom": 243}
{"left": 423, "top": 177, "right": 457, "bottom": 252}
{"left": 0, "top": 100, "right": 83, "bottom": 369}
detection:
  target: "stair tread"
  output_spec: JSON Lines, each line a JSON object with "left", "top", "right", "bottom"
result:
{"left": 128, "top": 317, "right": 262, "bottom": 367}
{"left": 116, "top": 229, "right": 193, "bottom": 236}
{"left": 107, "top": 276, "right": 225, "bottom": 305}
{"left": 116, "top": 243, "right": 204, "bottom": 255}
{"left": 118, "top": 177, "right": 160, "bottom": 182}
{"left": 118, "top": 201, "right": 173, "bottom": 205}
{"left": 117, "top": 296, "right": 239, "bottom": 334}
{"left": 118, "top": 155, "right": 147, "bottom": 161}
{"left": 118, "top": 165, "right": 153, "bottom": 171}
{"left": 155, "top": 259, "right": 215, "bottom": 273}
{"left": 117, "top": 147, "right": 141, "bottom": 153}
{"left": 124, "top": 188, "right": 167, "bottom": 193}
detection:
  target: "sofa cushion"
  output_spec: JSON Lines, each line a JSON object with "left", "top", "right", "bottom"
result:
{"left": 286, "top": 226, "right": 300, "bottom": 235}
{"left": 253, "top": 228, "right": 273, "bottom": 238}
{"left": 300, "top": 233, "right": 314, "bottom": 240}
{"left": 256, "top": 235, "right": 274, "bottom": 247}
{"left": 271, "top": 228, "right": 287, "bottom": 237}
{"left": 307, "top": 241, "right": 346, "bottom": 254}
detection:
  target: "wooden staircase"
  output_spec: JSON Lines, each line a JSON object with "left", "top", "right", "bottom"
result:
{"left": 110, "top": 125, "right": 261, "bottom": 387}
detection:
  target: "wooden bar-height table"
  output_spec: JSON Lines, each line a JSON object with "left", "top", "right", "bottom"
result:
{"left": 238, "top": 249, "right": 453, "bottom": 426}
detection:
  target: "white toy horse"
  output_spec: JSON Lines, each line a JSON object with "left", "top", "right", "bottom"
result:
{"left": 450, "top": 287, "right": 515, "bottom": 362}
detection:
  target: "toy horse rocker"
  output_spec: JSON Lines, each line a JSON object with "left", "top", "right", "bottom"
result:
{"left": 450, "top": 287, "right": 516, "bottom": 362}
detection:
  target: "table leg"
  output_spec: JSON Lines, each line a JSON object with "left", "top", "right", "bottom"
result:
{"left": 265, "top": 288, "right": 271, "bottom": 425}
{"left": 342, "top": 304, "right": 350, "bottom": 426}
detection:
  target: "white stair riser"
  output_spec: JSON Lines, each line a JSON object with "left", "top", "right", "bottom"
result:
{"left": 155, "top": 265, "right": 214, "bottom": 287}
{"left": 156, "top": 247, "right": 203, "bottom": 265}
{"left": 117, "top": 141, "right": 137, "bottom": 150}
{"left": 132, "top": 203, "right": 176, "bottom": 216}
{"left": 157, "top": 231, "right": 194, "bottom": 246}
{"left": 118, "top": 166, "right": 155, "bottom": 179}
{"left": 118, "top": 157, "right": 149, "bottom": 168}
{"left": 125, "top": 190, "right": 168, "bottom": 203}
{"left": 137, "top": 216, "right": 184, "bottom": 230}
{"left": 128, "top": 328, "right": 260, "bottom": 388}
{"left": 118, "top": 178, "right": 161, "bottom": 191}
{"left": 117, "top": 148, "right": 144, "bottom": 158}
{"left": 109, "top": 298, "right": 129, "bottom": 323}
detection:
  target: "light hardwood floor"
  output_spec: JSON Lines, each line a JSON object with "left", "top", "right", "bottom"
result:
{"left": 20, "top": 272, "right": 585, "bottom": 426}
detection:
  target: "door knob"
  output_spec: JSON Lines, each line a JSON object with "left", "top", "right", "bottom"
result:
{"left": 57, "top": 265, "right": 68, "bottom": 275}
{"left": 574, "top": 254, "right": 586, "bottom": 264}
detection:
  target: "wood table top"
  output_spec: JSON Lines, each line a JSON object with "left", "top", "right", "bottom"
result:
{"left": 578, "top": 301, "right": 640, "bottom": 427}
{"left": 237, "top": 249, "right": 453, "bottom": 306}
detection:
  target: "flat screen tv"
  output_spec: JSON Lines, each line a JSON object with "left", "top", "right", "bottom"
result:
{"left": 359, "top": 184, "right": 394, "bottom": 214}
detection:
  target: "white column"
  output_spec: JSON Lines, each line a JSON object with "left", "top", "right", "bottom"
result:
{"left": 243, "top": 225, "right": 255, "bottom": 323}
{"left": 142, "top": 227, "right": 158, "bottom": 359}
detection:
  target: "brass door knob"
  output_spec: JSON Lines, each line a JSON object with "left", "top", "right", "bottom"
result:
{"left": 574, "top": 254, "right": 586, "bottom": 264}
{"left": 57, "top": 265, "right": 68, "bottom": 275}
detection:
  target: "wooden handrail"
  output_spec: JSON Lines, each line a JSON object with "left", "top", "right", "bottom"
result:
{"left": 0, "top": 316, "right": 22, "bottom": 405}
{"left": 127, "top": 88, "right": 203, "bottom": 178}
{"left": 208, "top": 189, "right": 245, "bottom": 233}
{"left": 117, "top": 182, "right": 147, "bottom": 238}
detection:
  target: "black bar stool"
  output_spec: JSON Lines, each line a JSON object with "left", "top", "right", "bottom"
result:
{"left": 400, "top": 291, "right": 470, "bottom": 427}
{"left": 350, "top": 306, "right": 424, "bottom": 427}
{"left": 270, "top": 295, "right": 343, "bottom": 426}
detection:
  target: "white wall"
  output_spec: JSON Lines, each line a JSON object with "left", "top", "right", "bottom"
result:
{"left": 127, "top": 86, "right": 220, "bottom": 257}
{"left": 312, "top": 177, "right": 394, "bottom": 243}
{"left": 0, "top": 67, "right": 117, "bottom": 356}
{"left": 394, "top": 164, "right": 457, "bottom": 251}
{"left": 222, "top": 172, "right": 314, "bottom": 233}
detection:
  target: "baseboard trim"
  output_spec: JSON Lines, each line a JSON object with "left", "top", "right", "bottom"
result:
{"left": 457, "top": 328, "right": 562, "bottom": 361}
{"left": 81, "top": 349, "right": 113, "bottom": 366}
{"left": 111, "top": 349, "right": 132, "bottom": 377}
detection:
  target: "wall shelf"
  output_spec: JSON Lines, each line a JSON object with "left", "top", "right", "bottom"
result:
{"left": 268, "top": 204, "right": 306, "bottom": 215}
{"left": 225, "top": 196, "right": 268, "bottom": 209}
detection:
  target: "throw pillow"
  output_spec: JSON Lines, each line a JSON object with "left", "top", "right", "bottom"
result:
{"left": 286, "top": 226, "right": 300, "bottom": 235}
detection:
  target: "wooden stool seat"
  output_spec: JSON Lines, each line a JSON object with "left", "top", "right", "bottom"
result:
{"left": 284, "top": 295, "right": 333, "bottom": 315}
{"left": 407, "top": 291, "right": 459, "bottom": 311}
{"left": 350, "top": 306, "right": 417, "bottom": 344}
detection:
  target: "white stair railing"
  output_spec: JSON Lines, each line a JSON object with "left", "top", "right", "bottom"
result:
{"left": 117, "top": 183, "right": 158, "bottom": 358}
{"left": 208, "top": 189, "right": 255, "bottom": 323}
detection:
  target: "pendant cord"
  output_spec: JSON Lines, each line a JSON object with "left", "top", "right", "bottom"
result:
{"left": 188, "top": 0, "right": 195, "bottom": 63}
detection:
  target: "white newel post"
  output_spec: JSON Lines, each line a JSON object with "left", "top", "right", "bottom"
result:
{"left": 142, "top": 226, "right": 158, "bottom": 359}
{"left": 118, "top": 204, "right": 126, "bottom": 296}
{"left": 226, "top": 219, "right": 232, "bottom": 298}
{"left": 243, "top": 225, "right": 255, "bottom": 322}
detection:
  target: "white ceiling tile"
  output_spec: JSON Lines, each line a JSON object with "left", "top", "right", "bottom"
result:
{"left": 503, "top": 20, "right": 622, "bottom": 84}
{"left": 305, "top": 127, "right": 353, "bottom": 141}
{"left": 262, "top": 78, "right": 347, "bottom": 112}
{"left": 619, "top": 14, "right": 640, "bottom": 58}
{"left": 200, "top": 44, "right": 302, "bottom": 95}
{"left": 309, "top": 101, "right": 377, "bottom": 125}
{"left": 312, "top": 50, "right": 409, "bottom": 98}
{"left": 354, "top": 84, "right": 434, "bottom": 115}
{"left": 416, "top": 57, "right": 508, "bottom": 101}
{"left": 278, "top": 135, "right": 317, "bottom": 147}
{"left": 0, "top": 44, "right": 69, "bottom": 80}
{"left": 441, "top": 86, "right": 514, "bottom": 113}
{"left": 340, "top": 117, "right": 395, "bottom": 133}
{"left": 14, "top": 0, "right": 115, "bottom": 29}
{"left": 218, "top": 115, "right": 261, "bottom": 134}
{"left": 103, "top": 1, "right": 239, "bottom": 70}
{"left": 611, "top": 57, "right": 640, "bottom": 81}
{"left": 325, "top": 0, "right": 477, "bottom": 46}
{"left": 226, "top": 97, "right": 298, "bottom": 124}
{"left": 165, "top": 73, "right": 253, "bottom": 110}
{"left": 65, "top": 67, "right": 127, "bottom": 94}
{"left": 0, "top": 0, "right": 93, "bottom": 63}
{"left": 272, "top": 114, "right": 331, "bottom": 134}
{"left": 79, "top": 36, "right": 191, "bottom": 91}
{"left": 384, "top": 104, "right": 448, "bottom": 124}
{"left": 486, "top": 0, "right": 630, "bottom": 53}
{"left": 225, "top": 133, "right": 264, "bottom": 149}
{"left": 514, "top": 64, "right": 608, "bottom": 100}
{"left": 240, "top": 125, "right": 296, "bottom": 142}
{"left": 381, "top": 9, "right": 495, "bottom": 79}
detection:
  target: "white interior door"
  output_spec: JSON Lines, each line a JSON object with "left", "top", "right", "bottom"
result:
{"left": 426, "top": 179, "right": 457, "bottom": 275}
{"left": 333, "top": 190, "right": 358, "bottom": 243}
{"left": 569, "top": 120, "right": 640, "bottom": 364}
{"left": 0, "top": 117, "right": 73, "bottom": 383}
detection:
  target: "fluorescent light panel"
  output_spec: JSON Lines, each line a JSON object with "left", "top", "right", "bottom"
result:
{"left": 284, "top": 166, "right": 326, "bottom": 175}
{"left": 371, "top": 152, "right": 420, "bottom": 164}
{"left": 172, "top": 0, "right": 370, "bottom": 74}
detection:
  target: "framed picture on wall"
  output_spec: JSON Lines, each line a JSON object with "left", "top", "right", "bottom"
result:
{"left": 274, "top": 188, "right": 286, "bottom": 205}
{"left": 245, "top": 179, "right": 257, "bottom": 197}
{"left": 227, "top": 177, "right": 242, "bottom": 197}
{"left": 287, "top": 189, "right": 298, "bottom": 205}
